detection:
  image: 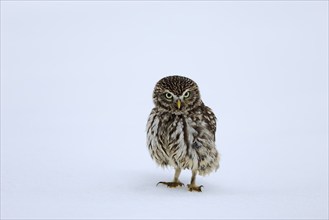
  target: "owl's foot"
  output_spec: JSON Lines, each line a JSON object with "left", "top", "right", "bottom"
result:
{"left": 156, "top": 181, "right": 184, "bottom": 188}
{"left": 187, "top": 184, "right": 203, "bottom": 192}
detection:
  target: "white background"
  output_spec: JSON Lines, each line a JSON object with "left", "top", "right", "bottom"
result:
{"left": 1, "top": 1, "right": 328, "bottom": 219}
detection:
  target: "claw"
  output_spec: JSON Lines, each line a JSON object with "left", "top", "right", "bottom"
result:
{"left": 156, "top": 181, "right": 165, "bottom": 187}
{"left": 156, "top": 181, "right": 185, "bottom": 188}
{"left": 187, "top": 184, "right": 203, "bottom": 192}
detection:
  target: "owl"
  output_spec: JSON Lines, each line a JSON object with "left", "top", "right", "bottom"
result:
{"left": 146, "top": 75, "right": 220, "bottom": 192}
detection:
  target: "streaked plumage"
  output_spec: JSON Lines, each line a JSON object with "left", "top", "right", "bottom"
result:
{"left": 146, "top": 75, "right": 220, "bottom": 192}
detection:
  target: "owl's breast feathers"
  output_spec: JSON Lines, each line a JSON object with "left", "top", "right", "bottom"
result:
{"left": 146, "top": 106, "right": 220, "bottom": 176}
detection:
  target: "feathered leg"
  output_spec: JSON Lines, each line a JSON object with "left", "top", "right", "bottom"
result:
{"left": 187, "top": 170, "right": 203, "bottom": 192}
{"left": 157, "top": 168, "right": 184, "bottom": 188}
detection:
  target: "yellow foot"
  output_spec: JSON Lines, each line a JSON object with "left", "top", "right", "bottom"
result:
{"left": 156, "top": 181, "right": 184, "bottom": 188}
{"left": 187, "top": 184, "right": 203, "bottom": 192}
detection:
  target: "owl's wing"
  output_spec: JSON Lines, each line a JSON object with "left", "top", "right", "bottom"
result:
{"left": 202, "top": 106, "right": 217, "bottom": 140}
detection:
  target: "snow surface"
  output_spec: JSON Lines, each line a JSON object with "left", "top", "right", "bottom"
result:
{"left": 1, "top": 1, "right": 328, "bottom": 219}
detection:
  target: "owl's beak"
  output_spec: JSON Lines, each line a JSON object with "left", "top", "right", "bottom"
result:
{"left": 177, "top": 100, "right": 181, "bottom": 109}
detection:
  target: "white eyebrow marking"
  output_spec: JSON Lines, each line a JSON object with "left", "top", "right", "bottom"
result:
{"left": 179, "top": 90, "right": 190, "bottom": 99}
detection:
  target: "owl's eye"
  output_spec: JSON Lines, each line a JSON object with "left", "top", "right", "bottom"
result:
{"left": 165, "top": 93, "right": 173, "bottom": 99}
{"left": 183, "top": 91, "right": 190, "bottom": 99}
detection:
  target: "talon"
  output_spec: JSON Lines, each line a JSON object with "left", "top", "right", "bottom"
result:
{"left": 156, "top": 181, "right": 184, "bottom": 188}
{"left": 156, "top": 181, "right": 165, "bottom": 186}
{"left": 187, "top": 184, "right": 203, "bottom": 192}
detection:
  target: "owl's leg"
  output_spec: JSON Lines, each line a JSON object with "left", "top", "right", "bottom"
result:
{"left": 157, "top": 168, "right": 184, "bottom": 188}
{"left": 187, "top": 170, "right": 203, "bottom": 192}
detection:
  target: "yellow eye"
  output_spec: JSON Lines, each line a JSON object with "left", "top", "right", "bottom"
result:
{"left": 184, "top": 91, "right": 190, "bottom": 98}
{"left": 165, "top": 93, "right": 173, "bottom": 99}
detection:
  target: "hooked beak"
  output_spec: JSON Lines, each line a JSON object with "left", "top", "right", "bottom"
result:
{"left": 177, "top": 99, "right": 181, "bottom": 110}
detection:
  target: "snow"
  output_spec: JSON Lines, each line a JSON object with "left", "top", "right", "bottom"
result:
{"left": 1, "top": 1, "right": 328, "bottom": 219}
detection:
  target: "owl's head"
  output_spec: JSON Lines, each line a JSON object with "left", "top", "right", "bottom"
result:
{"left": 153, "top": 75, "right": 202, "bottom": 113}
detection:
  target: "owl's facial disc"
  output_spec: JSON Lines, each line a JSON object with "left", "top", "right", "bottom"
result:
{"left": 162, "top": 91, "right": 183, "bottom": 111}
{"left": 153, "top": 76, "right": 202, "bottom": 113}
{"left": 170, "top": 90, "right": 191, "bottom": 111}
